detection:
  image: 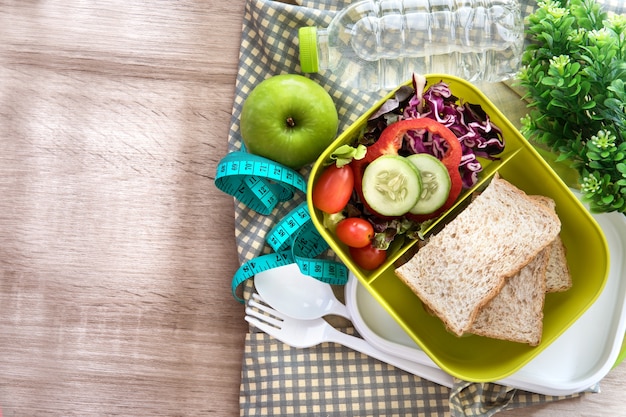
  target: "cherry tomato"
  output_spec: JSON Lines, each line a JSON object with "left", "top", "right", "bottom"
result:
{"left": 335, "top": 218, "right": 374, "bottom": 248}
{"left": 349, "top": 244, "right": 387, "bottom": 270}
{"left": 311, "top": 164, "right": 354, "bottom": 214}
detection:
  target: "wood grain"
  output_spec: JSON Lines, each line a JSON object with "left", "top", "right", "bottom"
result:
{"left": 1, "top": 1, "right": 247, "bottom": 416}
{"left": 0, "top": 1, "right": 623, "bottom": 416}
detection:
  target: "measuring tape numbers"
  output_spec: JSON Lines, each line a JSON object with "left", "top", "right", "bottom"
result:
{"left": 230, "top": 250, "right": 295, "bottom": 303}
{"left": 268, "top": 202, "right": 348, "bottom": 284}
{"left": 291, "top": 220, "right": 348, "bottom": 286}
{"left": 216, "top": 151, "right": 348, "bottom": 303}
{"left": 230, "top": 201, "right": 348, "bottom": 303}
{"left": 214, "top": 151, "right": 307, "bottom": 216}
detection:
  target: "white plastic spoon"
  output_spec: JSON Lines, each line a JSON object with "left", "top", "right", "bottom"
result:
{"left": 254, "top": 263, "right": 351, "bottom": 320}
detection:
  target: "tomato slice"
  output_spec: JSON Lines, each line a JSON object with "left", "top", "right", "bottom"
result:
{"left": 312, "top": 164, "right": 354, "bottom": 214}
{"left": 380, "top": 118, "right": 462, "bottom": 173}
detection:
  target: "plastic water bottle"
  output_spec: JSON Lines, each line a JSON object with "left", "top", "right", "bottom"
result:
{"left": 298, "top": 0, "right": 524, "bottom": 91}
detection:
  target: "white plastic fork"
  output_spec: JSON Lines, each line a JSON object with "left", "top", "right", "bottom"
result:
{"left": 245, "top": 294, "right": 453, "bottom": 388}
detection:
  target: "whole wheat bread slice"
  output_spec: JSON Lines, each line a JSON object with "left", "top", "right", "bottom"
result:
{"left": 469, "top": 246, "right": 550, "bottom": 346}
{"left": 530, "top": 196, "right": 572, "bottom": 293}
{"left": 544, "top": 237, "right": 572, "bottom": 292}
{"left": 394, "top": 174, "right": 562, "bottom": 337}
{"left": 468, "top": 196, "right": 571, "bottom": 345}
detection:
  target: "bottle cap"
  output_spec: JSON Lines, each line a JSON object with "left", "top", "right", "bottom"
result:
{"left": 298, "top": 27, "right": 319, "bottom": 73}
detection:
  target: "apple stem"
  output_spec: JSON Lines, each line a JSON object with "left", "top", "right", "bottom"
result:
{"left": 286, "top": 117, "right": 296, "bottom": 128}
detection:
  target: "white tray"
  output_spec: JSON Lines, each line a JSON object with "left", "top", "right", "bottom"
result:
{"left": 345, "top": 208, "right": 626, "bottom": 396}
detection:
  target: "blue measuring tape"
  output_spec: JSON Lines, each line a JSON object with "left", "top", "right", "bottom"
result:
{"left": 215, "top": 151, "right": 348, "bottom": 303}
{"left": 215, "top": 151, "right": 307, "bottom": 216}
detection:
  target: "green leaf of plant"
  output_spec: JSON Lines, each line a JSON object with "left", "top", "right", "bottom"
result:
{"left": 541, "top": 77, "right": 558, "bottom": 87}
{"left": 602, "top": 194, "right": 615, "bottom": 204}
{"left": 582, "top": 100, "right": 596, "bottom": 110}
{"left": 539, "top": 32, "right": 554, "bottom": 48}
{"left": 517, "top": 0, "right": 626, "bottom": 214}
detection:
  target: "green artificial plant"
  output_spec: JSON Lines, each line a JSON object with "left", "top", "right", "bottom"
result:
{"left": 517, "top": 0, "right": 626, "bottom": 214}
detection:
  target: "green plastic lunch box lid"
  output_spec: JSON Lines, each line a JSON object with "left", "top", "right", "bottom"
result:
{"left": 298, "top": 27, "right": 319, "bottom": 73}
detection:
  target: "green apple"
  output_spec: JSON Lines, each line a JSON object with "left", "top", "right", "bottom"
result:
{"left": 239, "top": 74, "right": 339, "bottom": 170}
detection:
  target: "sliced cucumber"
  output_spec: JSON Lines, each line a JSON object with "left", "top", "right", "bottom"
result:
{"left": 361, "top": 155, "right": 422, "bottom": 217}
{"left": 406, "top": 154, "right": 451, "bottom": 215}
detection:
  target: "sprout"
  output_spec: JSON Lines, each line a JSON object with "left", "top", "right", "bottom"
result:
{"left": 539, "top": 0, "right": 569, "bottom": 19}
{"left": 590, "top": 130, "right": 616, "bottom": 150}
{"left": 605, "top": 13, "right": 626, "bottom": 36}
{"left": 519, "top": 114, "right": 534, "bottom": 137}
{"left": 549, "top": 55, "right": 571, "bottom": 75}
{"left": 580, "top": 173, "right": 601, "bottom": 194}
{"left": 567, "top": 28, "right": 586, "bottom": 44}
{"left": 588, "top": 28, "right": 613, "bottom": 47}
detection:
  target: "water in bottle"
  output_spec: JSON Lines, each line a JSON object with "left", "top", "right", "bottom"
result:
{"left": 298, "top": 0, "right": 524, "bottom": 91}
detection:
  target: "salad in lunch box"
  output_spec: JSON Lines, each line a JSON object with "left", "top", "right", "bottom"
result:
{"left": 311, "top": 74, "right": 506, "bottom": 270}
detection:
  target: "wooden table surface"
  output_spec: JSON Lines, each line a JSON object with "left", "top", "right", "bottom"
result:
{"left": 0, "top": 1, "right": 624, "bottom": 416}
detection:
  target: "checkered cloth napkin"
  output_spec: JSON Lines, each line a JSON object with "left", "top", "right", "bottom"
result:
{"left": 226, "top": 0, "right": 623, "bottom": 415}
